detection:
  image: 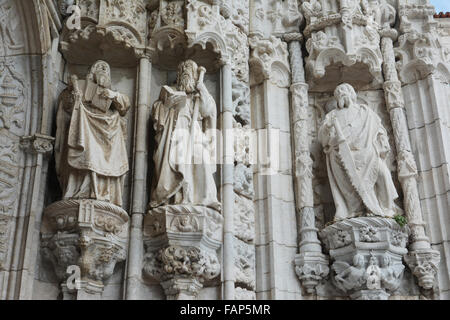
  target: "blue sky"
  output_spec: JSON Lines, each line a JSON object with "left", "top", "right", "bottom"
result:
{"left": 431, "top": 0, "right": 450, "bottom": 12}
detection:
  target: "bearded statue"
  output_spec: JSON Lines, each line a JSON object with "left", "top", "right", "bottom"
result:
{"left": 318, "top": 83, "right": 400, "bottom": 220}
{"left": 150, "top": 60, "right": 220, "bottom": 210}
{"left": 55, "top": 60, "right": 130, "bottom": 207}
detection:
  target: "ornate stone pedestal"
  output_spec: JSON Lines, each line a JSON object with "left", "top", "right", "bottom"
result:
{"left": 41, "top": 200, "right": 129, "bottom": 299}
{"left": 143, "top": 205, "right": 223, "bottom": 300}
{"left": 320, "top": 217, "right": 409, "bottom": 300}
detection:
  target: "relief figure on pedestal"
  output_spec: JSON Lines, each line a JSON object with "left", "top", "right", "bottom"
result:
{"left": 318, "top": 83, "right": 399, "bottom": 220}
{"left": 150, "top": 60, "right": 219, "bottom": 210}
{"left": 55, "top": 60, "right": 131, "bottom": 207}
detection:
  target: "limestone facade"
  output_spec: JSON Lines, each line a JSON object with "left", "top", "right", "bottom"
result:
{"left": 0, "top": 0, "right": 449, "bottom": 300}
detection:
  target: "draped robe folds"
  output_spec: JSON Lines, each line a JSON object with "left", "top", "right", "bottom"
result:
{"left": 318, "top": 105, "right": 399, "bottom": 220}
{"left": 150, "top": 85, "right": 219, "bottom": 210}
{"left": 55, "top": 80, "right": 130, "bottom": 207}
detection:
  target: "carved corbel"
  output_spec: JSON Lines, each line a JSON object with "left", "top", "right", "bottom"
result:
{"left": 404, "top": 250, "right": 441, "bottom": 290}
{"left": 144, "top": 245, "right": 220, "bottom": 300}
{"left": 320, "top": 217, "right": 408, "bottom": 300}
{"left": 41, "top": 200, "right": 129, "bottom": 298}
{"left": 20, "top": 134, "right": 54, "bottom": 155}
{"left": 143, "top": 205, "right": 223, "bottom": 300}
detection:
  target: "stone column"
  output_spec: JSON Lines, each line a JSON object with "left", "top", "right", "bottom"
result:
{"left": 380, "top": 28, "right": 440, "bottom": 291}
{"left": 222, "top": 61, "right": 235, "bottom": 300}
{"left": 17, "top": 134, "right": 55, "bottom": 299}
{"left": 125, "top": 54, "right": 151, "bottom": 300}
{"left": 249, "top": 34, "right": 301, "bottom": 299}
{"left": 285, "top": 33, "right": 329, "bottom": 295}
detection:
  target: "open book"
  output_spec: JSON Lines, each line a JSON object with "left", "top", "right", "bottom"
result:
{"left": 161, "top": 85, "right": 187, "bottom": 110}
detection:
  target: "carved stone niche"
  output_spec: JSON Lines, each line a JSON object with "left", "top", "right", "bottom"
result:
{"left": 320, "top": 217, "right": 409, "bottom": 300}
{"left": 41, "top": 199, "right": 129, "bottom": 299}
{"left": 60, "top": 0, "right": 148, "bottom": 67}
{"left": 143, "top": 205, "right": 223, "bottom": 300}
{"left": 148, "top": 0, "right": 187, "bottom": 70}
{"left": 302, "top": 0, "right": 385, "bottom": 91}
{"left": 148, "top": 0, "right": 232, "bottom": 72}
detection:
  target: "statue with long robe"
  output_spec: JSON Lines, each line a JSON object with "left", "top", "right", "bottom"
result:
{"left": 318, "top": 83, "right": 399, "bottom": 220}
{"left": 55, "top": 60, "right": 130, "bottom": 207}
{"left": 150, "top": 60, "right": 219, "bottom": 210}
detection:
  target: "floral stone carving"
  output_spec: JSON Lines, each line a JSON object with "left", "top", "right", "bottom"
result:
{"left": 41, "top": 199, "right": 129, "bottom": 296}
{"left": 143, "top": 205, "right": 222, "bottom": 300}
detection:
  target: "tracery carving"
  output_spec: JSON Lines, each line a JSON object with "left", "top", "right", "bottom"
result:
{"left": 5, "top": 0, "right": 447, "bottom": 302}
{"left": 249, "top": 35, "right": 290, "bottom": 87}
{"left": 0, "top": 61, "right": 25, "bottom": 132}
{"left": 301, "top": 0, "right": 384, "bottom": 89}
{"left": 0, "top": 57, "right": 25, "bottom": 270}
{"left": 60, "top": 0, "right": 147, "bottom": 66}
{"left": 0, "top": 0, "right": 24, "bottom": 55}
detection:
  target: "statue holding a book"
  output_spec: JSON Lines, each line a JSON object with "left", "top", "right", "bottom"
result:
{"left": 150, "top": 60, "right": 219, "bottom": 210}
{"left": 55, "top": 60, "right": 131, "bottom": 207}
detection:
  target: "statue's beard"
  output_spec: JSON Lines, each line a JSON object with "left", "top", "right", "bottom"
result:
{"left": 178, "top": 73, "right": 196, "bottom": 93}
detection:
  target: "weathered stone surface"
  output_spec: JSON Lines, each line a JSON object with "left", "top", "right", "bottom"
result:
{"left": 1, "top": 0, "right": 449, "bottom": 301}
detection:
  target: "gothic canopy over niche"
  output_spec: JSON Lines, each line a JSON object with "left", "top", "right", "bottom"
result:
{"left": 0, "top": 0, "right": 449, "bottom": 302}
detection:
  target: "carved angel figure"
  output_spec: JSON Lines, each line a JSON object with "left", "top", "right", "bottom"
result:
{"left": 318, "top": 83, "right": 400, "bottom": 220}
{"left": 380, "top": 255, "right": 404, "bottom": 292}
{"left": 55, "top": 60, "right": 130, "bottom": 207}
{"left": 333, "top": 254, "right": 366, "bottom": 292}
{"left": 150, "top": 60, "right": 219, "bottom": 210}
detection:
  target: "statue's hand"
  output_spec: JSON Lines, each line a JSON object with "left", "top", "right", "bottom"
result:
{"left": 196, "top": 81, "right": 207, "bottom": 94}
{"left": 101, "top": 89, "right": 118, "bottom": 100}
{"left": 196, "top": 66, "right": 207, "bottom": 93}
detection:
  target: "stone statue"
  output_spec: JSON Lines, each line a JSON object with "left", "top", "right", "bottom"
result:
{"left": 55, "top": 60, "right": 131, "bottom": 207}
{"left": 366, "top": 254, "right": 381, "bottom": 290}
{"left": 150, "top": 60, "right": 219, "bottom": 210}
{"left": 318, "top": 83, "right": 399, "bottom": 220}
